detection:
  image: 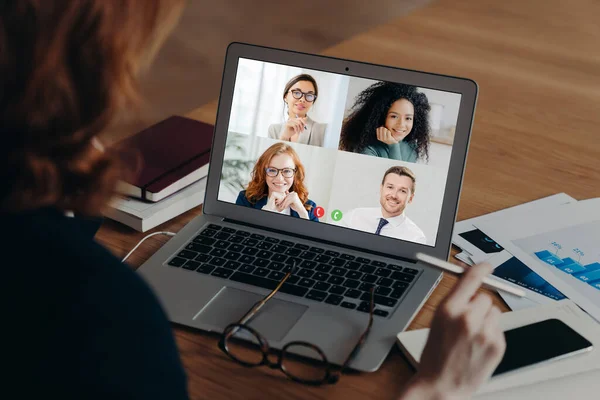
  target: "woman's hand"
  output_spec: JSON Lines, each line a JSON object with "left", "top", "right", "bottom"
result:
{"left": 399, "top": 263, "right": 506, "bottom": 400}
{"left": 262, "top": 191, "right": 286, "bottom": 212}
{"left": 277, "top": 191, "right": 309, "bottom": 219}
{"left": 280, "top": 115, "right": 306, "bottom": 142}
{"left": 376, "top": 126, "right": 400, "bottom": 145}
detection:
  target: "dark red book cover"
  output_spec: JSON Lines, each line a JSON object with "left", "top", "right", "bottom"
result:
{"left": 118, "top": 116, "right": 213, "bottom": 200}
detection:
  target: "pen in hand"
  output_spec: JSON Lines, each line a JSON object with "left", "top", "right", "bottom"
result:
{"left": 295, "top": 114, "right": 307, "bottom": 130}
{"left": 416, "top": 252, "right": 526, "bottom": 297}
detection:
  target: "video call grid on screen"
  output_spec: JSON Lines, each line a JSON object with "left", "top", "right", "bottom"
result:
{"left": 217, "top": 58, "right": 463, "bottom": 247}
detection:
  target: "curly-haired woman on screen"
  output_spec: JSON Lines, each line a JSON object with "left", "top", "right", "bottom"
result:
{"left": 340, "top": 82, "right": 431, "bottom": 162}
{"left": 236, "top": 143, "right": 319, "bottom": 221}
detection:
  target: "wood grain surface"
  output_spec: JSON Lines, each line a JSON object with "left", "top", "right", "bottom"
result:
{"left": 95, "top": 0, "right": 600, "bottom": 398}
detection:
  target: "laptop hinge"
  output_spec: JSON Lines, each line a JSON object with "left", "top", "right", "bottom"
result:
{"left": 222, "top": 217, "right": 417, "bottom": 264}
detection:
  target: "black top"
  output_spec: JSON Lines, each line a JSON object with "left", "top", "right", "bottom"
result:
{"left": 1, "top": 207, "right": 188, "bottom": 399}
{"left": 235, "top": 190, "right": 320, "bottom": 221}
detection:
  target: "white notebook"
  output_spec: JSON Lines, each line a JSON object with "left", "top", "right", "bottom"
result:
{"left": 396, "top": 300, "right": 600, "bottom": 398}
{"left": 105, "top": 177, "right": 207, "bottom": 232}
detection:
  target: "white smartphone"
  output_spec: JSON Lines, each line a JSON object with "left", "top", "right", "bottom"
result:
{"left": 493, "top": 318, "right": 593, "bottom": 376}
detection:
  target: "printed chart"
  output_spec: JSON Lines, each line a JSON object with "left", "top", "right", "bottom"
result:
{"left": 514, "top": 221, "right": 600, "bottom": 292}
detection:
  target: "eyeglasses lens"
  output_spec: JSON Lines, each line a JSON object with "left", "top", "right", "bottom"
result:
{"left": 266, "top": 168, "right": 294, "bottom": 178}
{"left": 291, "top": 90, "right": 315, "bottom": 102}
{"left": 281, "top": 344, "right": 328, "bottom": 383}
{"left": 266, "top": 168, "right": 277, "bottom": 177}
{"left": 223, "top": 326, "right": 264, "bottom": 365}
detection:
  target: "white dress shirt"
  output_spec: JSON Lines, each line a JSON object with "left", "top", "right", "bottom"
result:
{"left": 342, "top": 207, "right": 427, "bottom": 244}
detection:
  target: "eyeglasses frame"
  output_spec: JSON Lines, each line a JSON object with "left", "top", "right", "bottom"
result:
{"left": 218, "top": 262, "right": 375, "bottom": 385}
{"left": 265, "top": 167, "right": 296, "bottom": 178}
{"left": 288, "top": 89, "right": 317, "bottom": 102}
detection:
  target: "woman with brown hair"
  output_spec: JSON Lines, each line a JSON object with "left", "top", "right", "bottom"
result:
{"left": 267, "top": 74, "right": 327, "bottom": 147}
{"left": 235, "top": 143, "right": 320, "bottom": 221}
{"left": 1, "top": 1, "right": 188, "bottom": 398}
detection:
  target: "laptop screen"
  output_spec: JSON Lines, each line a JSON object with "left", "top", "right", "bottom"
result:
{"left": 217, "top": 58, "right": 462, "bottom": 247}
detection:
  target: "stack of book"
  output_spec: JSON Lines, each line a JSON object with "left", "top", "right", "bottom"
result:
{"left": 104, "top": 116, "right": 213, "bottom": 232}
{"left": 105, "top": 177, "right": 207, "bottom": 232}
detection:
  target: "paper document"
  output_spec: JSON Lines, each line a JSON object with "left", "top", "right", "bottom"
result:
{"left": 454, "top": 250, "right": 475, "bottom": 265}
{"left": 453, "top": 193, "right": 575, "bottom": 261}
{"left": 476, "top": 199, "right": 600, "bottom": 322}
{"left": 474, "top": 369, "right": 600, "bottom": 400}
{"left": 452, "top": 194, "right": 574, "bottom": 309}
{"left": 454, "top": 251, "right": 541, "bottom": 310}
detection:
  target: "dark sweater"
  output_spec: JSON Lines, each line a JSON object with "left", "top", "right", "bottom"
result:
{"left": 235, "top": 190, "right": 320, "bottom": 222}
{"left": 1, "top": 207, "right": 188, "bottom": 399}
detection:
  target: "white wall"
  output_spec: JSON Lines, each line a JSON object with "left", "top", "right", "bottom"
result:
{"left": 227, "top": 58, "right": 347, "bottom": 149}
{"left": 419, "top": 88, "right": 461, "bottom": 135}
{"left": 420, "top": 142, "right": 451, "bottom": 169}
{"left": 323, "top": 75, "right": 349, "bottom": 149}
{"left": 325, "top": 152, "right": 448, "bottom": 246}
{"left": 343, "top": 76, "right": 375, "bottom": 118}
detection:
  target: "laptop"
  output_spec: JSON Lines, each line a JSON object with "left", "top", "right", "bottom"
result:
{"left": 137, "top": 42, "right": 477, "bottom": 372}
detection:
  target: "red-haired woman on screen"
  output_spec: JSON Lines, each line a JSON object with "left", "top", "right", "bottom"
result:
{"left": 236, "top": 143, "right": 319, "bottom": 221}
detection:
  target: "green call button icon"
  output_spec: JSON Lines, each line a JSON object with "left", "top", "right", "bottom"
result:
{"left": 331, "top": 209, "right": 343, "bottom": 222}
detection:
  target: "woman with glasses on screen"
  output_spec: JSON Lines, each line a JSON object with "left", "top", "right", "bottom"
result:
{"left": 268, "top": 74, "right": 327, "bottom": 147}
{"left": 339, "top": 82, "right": 431, "bottom": 162}
{"left": 235, "top": 143, "right": 320, "bottom": 221}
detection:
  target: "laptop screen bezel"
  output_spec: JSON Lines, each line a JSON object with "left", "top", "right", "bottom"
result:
{"left": 202, "top": 42, "right": 477, "bottom": 261}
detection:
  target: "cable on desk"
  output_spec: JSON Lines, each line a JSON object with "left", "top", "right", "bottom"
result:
{"left": 122, "top": 231, "right": 176, "bottom": 263}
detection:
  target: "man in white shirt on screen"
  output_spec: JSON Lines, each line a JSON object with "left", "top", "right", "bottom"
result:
{"left": 342, "top": 166, "right": 426, "bottom": 244}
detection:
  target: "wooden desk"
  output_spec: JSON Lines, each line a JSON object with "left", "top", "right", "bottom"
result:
{"left": 96, "top": 0, "right": 600, "bottom": 398}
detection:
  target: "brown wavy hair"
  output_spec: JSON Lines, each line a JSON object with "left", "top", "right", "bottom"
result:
{"left": 0, "top": 0, "right": 184, "bottom": 214}
{"left": 245, "top": 143, "right": 311, "bottom": 210}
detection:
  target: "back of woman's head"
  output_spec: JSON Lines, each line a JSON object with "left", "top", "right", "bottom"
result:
{"left": 0, "top": 0, "right": 183, "bottom": 214}
{"left": 339, "top": 81, "right": 431, "bottom": 160}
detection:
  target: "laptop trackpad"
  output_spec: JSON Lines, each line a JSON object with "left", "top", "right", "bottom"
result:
{"left": 193, "top": 286, "right": 308, "bottom": 342}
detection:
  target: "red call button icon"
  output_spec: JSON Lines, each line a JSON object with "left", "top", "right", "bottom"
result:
{"left": 314, "top": 206, "right": 325, "bottom": 218}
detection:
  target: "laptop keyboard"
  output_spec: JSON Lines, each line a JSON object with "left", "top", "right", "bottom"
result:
{"left": 166, "top": 224, "right": 422, "bottom": 318}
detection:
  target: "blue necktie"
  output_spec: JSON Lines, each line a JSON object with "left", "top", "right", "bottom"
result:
{"left": 375, "top": 218, "right": 389, "bottom": 235}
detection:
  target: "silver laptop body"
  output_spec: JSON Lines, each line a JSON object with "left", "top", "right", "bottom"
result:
{"left": 138, "top": 43, "right": 478, "bottom": 372}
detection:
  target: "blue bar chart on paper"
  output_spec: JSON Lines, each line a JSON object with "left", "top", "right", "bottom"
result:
{"left": 513, "top": 221, "right": 600, "bottom": 292}
{"left": 535, "top": 250, "right": 600, "bottom": 290}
